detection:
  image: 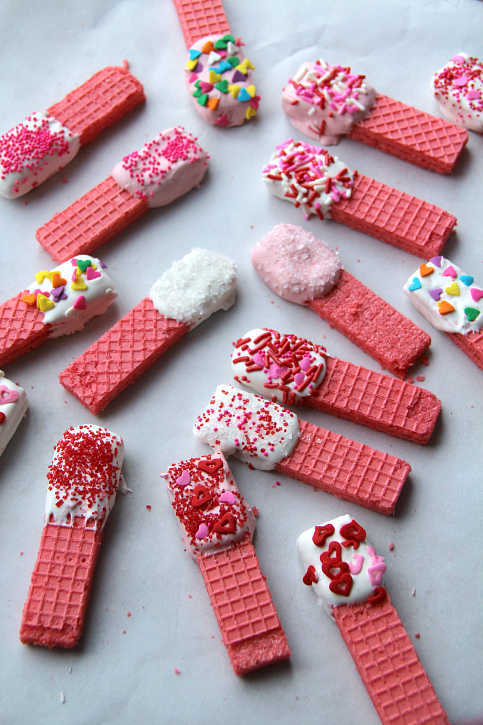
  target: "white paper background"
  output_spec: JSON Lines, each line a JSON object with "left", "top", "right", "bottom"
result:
{"left": 1, "top": 1, "right": 482, "bottom": 724}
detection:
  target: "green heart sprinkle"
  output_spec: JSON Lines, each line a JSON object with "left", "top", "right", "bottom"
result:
{"left": 215, "top": 80, "right": 229, "bottom": 93}
{"left": 194, "top": 80, "right": 201, "bottom": 89}
{"left": 226, "top": 56, "right": 239, "bottom": 67}
{"left": 192, "top": 89, "right": 202, "bottom": 98}
{"left": 197, "top": 93, "right": 209, "bottom": 106}
{"left": 222, "top": 34, "right": 236, "bottom": 43}
{"left": 214, "top": 39, "right": 228, "bottom": 49}
{"left": 76, "top": 259, "right": 92, "bottom": 273}
{"left": 464, "top": 307, "right": 481, "bottom": 322}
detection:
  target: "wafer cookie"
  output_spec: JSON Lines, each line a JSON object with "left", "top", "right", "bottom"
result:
{"left": 0, "top": 255, "right": 117, "bottom": 367}
{"left": 252, "top": 224, "right": 431, "bottom": 378}
{"left": 297, "top": 515, "right": 450, "bottom": 725}
{"left": 36, "top": 127, "right": 208, "bottom": 263}
{"left": 164, "top": 451, "right": 291, "bottom": 675}
{"left": 283, "top": 59, "right": 468, "bottom": 173}
{"left": 20, "top": 425, "right": 126, "bottom": 648}
{"left": 0, "top": 65, "right": 144, "bottom": 198}
{"left": 263, "top": 140, "right": 456, "bottom": 258}
{"left": 194, "top": 385, "right": 410, "bottom": 514}
{"left": 59, "top": 249, "right": 237, "bottom": 414}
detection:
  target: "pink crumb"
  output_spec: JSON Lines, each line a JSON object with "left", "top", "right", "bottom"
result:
{"left": 389, "top": 542, "right": 394, "bottom": 550}
{"left": 122, "top": 630, "right": 126, "bottom": 634}
{"left": 20, "top": 552, "right": 23, "bottom": 556}
{"left": 174, "top": 668, "right": 181, "bottom": 674}
{"left": 416, "top": 376, "right": 425, "bottom": 382}
{"left": 62, "top": 178, "right": 68, "bottom": 184}
{"left": 421, "top": 356, "right": 429, "bottom": 365}
{"left": 127, "top": 612, "right": 131, "bottom": 617}
{"left": 146, "top": 505, "right": 151, "bottom": 511}
{"left": 415, "top": 633, "right": 420, "bottom": 639}
{"left": 122, "top": 59, "right": 129, "bottom": 69}
{"left": 252, "top": 506, "right": 259, "bottom": 517}
{"left": 407, "top": 377, "right": 414, "bottom": 384}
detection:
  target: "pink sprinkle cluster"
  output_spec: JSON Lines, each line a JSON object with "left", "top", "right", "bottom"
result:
{"left": 119, "top": 126, "right": 203, "bottom": 201}
{"left": 0, "top": 115, "right": 72, "bottom": 193}
{"left": 434, "top": 55, "right": 483, "bottom": 114}
{"left": 289, "top": 62, "right": 366, "bottom": 116}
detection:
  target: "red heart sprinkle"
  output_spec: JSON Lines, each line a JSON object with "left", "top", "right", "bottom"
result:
{"left": 368, "top": 586, "right": 387, "bottom": 605}
{"left": 329, "top": 572, "right": 353, "bottom": 597}
{"left": 197, "top": 458, "right": 223, "bottom": 475}
{"left": 322, "top": 560, "right": 350, "bottom": 581}
{"left": 190, "top": 485, "right": 212, "bottom": 508}
{"left": 0, "top": 412, "right": 5, "bottom": 424}
{"left": 212, "top": 513, "right": 236, "bottom": 534}
{"left": 312, "top": 524, "right": 335, "bottom": 547}
{"left": 320, "top": 540, "right": 342, "bottom": 563}
{"left": 340, "top": 520, "right": 366, "bottom": 548}
{"left": 303, "top": 565, "right": 318, "bottom": 586}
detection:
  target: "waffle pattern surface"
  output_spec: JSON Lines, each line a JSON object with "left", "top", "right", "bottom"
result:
{"left": 308, "top": 357, "right": 440, "bottom": 444}
{"left": 275, "top": 419, "right": 410, "bottom": 514}
{"left": 349, "top": 94, "right": 468, "bottom": 173}
{"left": 47, "top": 66, "right": 145, "bottom": 146}
{"left": 197, "top": 535, "right": 291, "bottom": 675}
{"left": 331, "top": 174, "right": 456, "bottom": 258}
{"left": 59, "top": 297, "right": 189, "bottom": 414}
{"left": 173, "top": 0, "right": 230, "bottom": 47}
{"left": 36, "top": 176, "right": 149, "bottom": 263}
{"left": 333, "top": 593, "right": 450, "bottom": 725}
{"left": 20, "top": 519, "right": 103, "bottom": 648}
{"left": 0, "top": 293, "right": 51, "bottom": 366}
{"left": 308, "top": 270, "right": 431, "bottom": 379}
{"left": 446, "top": 329, "right": 483, "bottom": 372}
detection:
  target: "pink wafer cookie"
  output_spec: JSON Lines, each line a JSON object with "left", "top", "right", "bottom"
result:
{"left": 404, "top": 256, "right": 483, "bottom": 373}
{"left": 231, "top": 328, "right": 440, "bottom": 443}
{"left": 173, "top": 0, "right": 230, "bottom": 47}
{"left": 263, "top": 140, "right": 456, "bottom": 258}
{"left": 0, "top": 256, "right": 117, "bottom": 367}
{"left": 0, "top": 65, "right": 144, "bottom": 199}
{"left": 194, "top": 385, "right": 410, "bottom": 515}
{"left": 36, "top": 127, "right": 209, "bottom": 263}
{"left": 252, "top": 224, "right": 431, "bottom": 379}
{"left": 283, "top": 59, "right": 467, "bottom": 173}
{"left": 165, "top": 452, "right": 291, "bottom": 675}
{"left": 59, "top": 249, "right": 237, "bottom": 413}
{"left": 298, "top": 516, "right": 449, "bottom": 725}
{"left": 20, "top": 425, "right": 125, "bottom": 648}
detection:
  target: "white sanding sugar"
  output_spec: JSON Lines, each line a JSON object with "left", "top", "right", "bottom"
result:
{"left": 149, "top": 248, "right": 237, "bottom": 327}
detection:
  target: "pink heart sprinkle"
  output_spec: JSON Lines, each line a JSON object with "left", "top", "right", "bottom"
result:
{"left": 176, "top": 470, "right": 191, "bottom": 487}
{"left": 196, "top": 523, "right": 209, "bottom": 539}
{"left": 71, "top": 271, "right": 78, "bottom": 282}
{"left": 219, "top": 491, "right": 236, "bottom": 505}
{"left": 268, "top": 363, "right": 287, "bottom": 379}
{"left": 253, "top": 352, "right": 264, "bottom": 366}
{"left": 454, "top": 75, "right": 468, "bottom": 87}
{"left": 467, "top": 89, "right": 481, "bottom": 100}
{"left": 86, "top": 267, "right": 101, "bottom": 280}
{"left": 451, "top": 55, "right": 465, "bottom": 63}
{"left": 188, "top": 73, "right": 198, "bottom": 83}
{"left": 471, "top": 288, "right": 483, "bottom": 302}
{"left": 71, "top": 258, "right": 78, "bottom": 266}
{"left": 200, "top": 81, "right": 214, "bottom": 93}
{"left": 294, "top": 372, "right": 305, "bottom": 387}
{"left": 442, "top": 265, "right": 457, "bottom": 278}
{"left": 73, "top": 295, "right": 87, "bottom": 311}
{"left": 300, "top": 356, "right": 312, "bottom": 372}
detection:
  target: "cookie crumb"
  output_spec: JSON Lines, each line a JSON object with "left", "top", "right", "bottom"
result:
{"left": 388, "top": 542, "right": 394, "bottom": 551}
{"left": 416, "top": 375, "right": 425, "bottom": 382}
{"left": 174, "top": 668, "right": 181, "bottom": 674}
{"left": 421, "top": 356, "right": 429, "bottom": 365}
{"left": 415, "top": 632, "right": 420, "bottom": 639}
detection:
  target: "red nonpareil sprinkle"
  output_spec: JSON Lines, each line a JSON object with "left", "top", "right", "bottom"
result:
{"left": 174, "top": 668, "right": 181, "bottom": 674}
{"left": 146, "top": 505, "right": 151, "bottom": 511}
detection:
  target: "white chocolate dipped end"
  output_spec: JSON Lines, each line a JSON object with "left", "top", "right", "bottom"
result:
{"left": 404, "top": 256, "right": 483, "bottom": 335}
{"left": 45, "top": 425, "right": 125, "bottom": 530}
{"left": 164, "top": 451, "right": 256, "bottom": 560}
{"left": 0, "top": 112, "right": 80, "bottom": 199}
{"left": 150, "top": 248, "right": 236, "bottom": 328}
{"left": 111, "top": 127, "right": 208, "bottom": 208}
{"left": 23, "top": 255, "right": 117, "bottom": 338}
{"left": 263, "top": 140, "right": 355, "bottom": 220}
{"left": 193, "top": 384, "right": 299, "bottom": 471}
{"left": 232, "top": 328, "right": 327, "bottom": 404}
{"left": 297, "top": 514, "right": 386, "bottom": 618}
{"left": 0, "top": 371, "right": 28, "bottom": 457}
{"left": 432, "top": 53, "right": 483, "bottom": 133}
{"left": 251, "top": 224, "right": 341, "bottom": 305}
{"left": 282, "top": 60, "right": 376, "bottom": 145}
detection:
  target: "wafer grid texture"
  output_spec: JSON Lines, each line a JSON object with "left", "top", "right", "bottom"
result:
{"left": 331, "top": 174, "right": 456, "bottom": 258}
{"left": 349, "top": 94, "right": 468, "bottom": 173}
{"left": 198, "top": 536, "right": 281, "bottom": 646}
{"left": 308, "top": 270, "right": 430, "bottom": 379}
{"left": 47, "top": 66, "right": 145, "bottom": 146}
{"left": 334, "top": 595, "right": 450, "bottom": 725}
{"left": 275, "top": 419, "right": 409, "bottom": 514}
{"left": 446, "top": 329, "right": 483, "bottom": 371}
{"left": 36, "top": 176, "right": 149, "bottom": 263}
{"left": 309, "top": 357, "right": 440, "bottom": 443}
{"left": 20, "top": 520, "right": 103, "bottom": 647}
{"left": 59, "top": 297, "right": 189, "bottom": 414}
{"left": 173, "top": 0, "right": 230, "bottom": 46}
{"left": 0, "top": 293, "right": 50, "bottom": 366}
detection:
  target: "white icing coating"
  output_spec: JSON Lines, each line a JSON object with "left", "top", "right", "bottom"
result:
{"left": 24, "top": 255, "right": 117, "bottom": 338}
{"left": 0, "top": 371, "right": 28, "bottom": 458}
{"left": 297, "top": 514, "right": 386, "bottom": 617}
{"left": 149, "top": 248, "right": 236, "bottom": 328}
{"left": 432, "top": 53, "right": 483, "bottom": 133}
{"left": 185, "top": 35, "right": 258, "bottom": 128}
{"left": 251, "top": 223, "right": 341, "bottom": 305}
{"left": 231, "top": 328, "right": 327, "bottom": 405}
{"left": 164, "top": 451, "right": 256, "bottom": 560}
{"left": 44, "top": 425, "right": 125, "bottom": 530}
{"left": 193, "top": 384, "right": 300, "bottom": 471}
{"left": 111, "top": 127, "right": 208, "bottom": 208}
{"left": 282, "top": 60, "right": 376, "bottom": 145}
{"left": 263, "top": 139, "right": 354, "bottom": 220}
{"left": 404, "top": 256, "right": 483, "bottom": 334}
{"left": 0, "top": 112, "right": 80, "bottom": 199}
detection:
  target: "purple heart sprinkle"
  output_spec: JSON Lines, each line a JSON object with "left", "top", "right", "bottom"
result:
{"left": 429, "top": 288, "right": 443, "bottom": 301}
{"left": 429, "top": 256, "right": 442, "bottom": 267}
{"left": 232, "top": 69, "right": 247, "bottom": 83}
{"left": 99, "top": 260, "right": 107, "bottom": 269}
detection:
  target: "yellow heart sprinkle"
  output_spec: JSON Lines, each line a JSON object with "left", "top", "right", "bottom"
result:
{"left": 228, "top": 84, "right": 240, "bottom": 98}
{"left": 247, "top": 85, "right": 256, "bottom": 98}
{"left": 445, "top": 282, "right": 460, "bottom": 296}
{"left": 36, "top": 294, "right": 55, "bottom": 312}
{"left": 71, "top": 278, "right": 87, "bottom": 291}
{"left": 209, "top": 70, "right": 221, "bottom": 83}
{"left": 186, "top": 58, "right": 198, "bottom": 71}
{"left": 245, "top": 106, "right": 257, "bottom": 120}
{"left": 35, "top": 271, "right": 49, "bottom": 284}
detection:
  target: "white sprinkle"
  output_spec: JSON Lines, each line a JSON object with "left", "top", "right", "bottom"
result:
{"left": 68, "top": 667, "right": 72, "bottom": 674}
{"left": 412, "top": 588, "right": 416, "bottom": 596}
{"left": 60, "top": 692, "right": 65, "bottom": 704}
